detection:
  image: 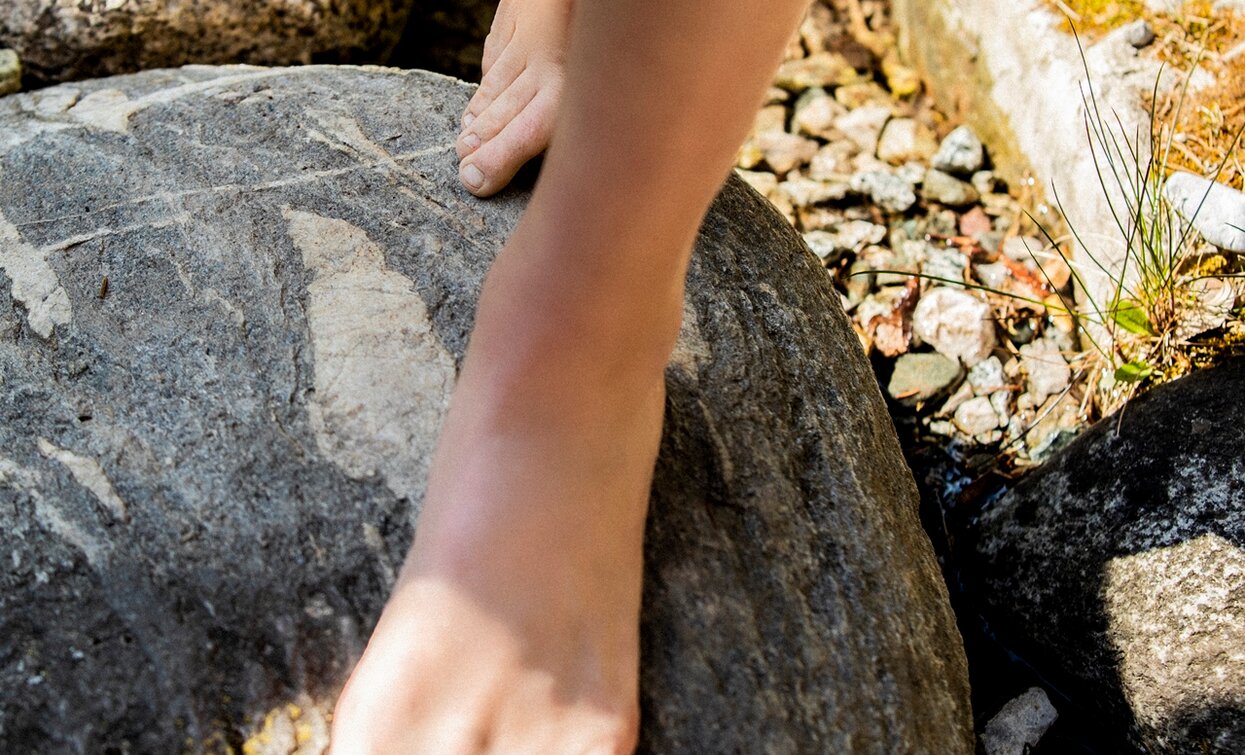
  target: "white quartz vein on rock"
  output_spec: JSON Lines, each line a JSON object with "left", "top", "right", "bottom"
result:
{"left": 283, "top": 209, "right": 455, "bottom": 505}
{"left": 0, "top": 200, "right": 73, "bottom": 338}
{"left": 36, "top": 438, "right": 129, "bottom": 523}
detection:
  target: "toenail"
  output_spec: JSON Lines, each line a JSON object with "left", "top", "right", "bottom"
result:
{"left": 462, "top": 113, "right": 475, "bottom": 128}
{"left": 462, "top": 163, "right": 484, "bottom": 189}
{"left": 462, "top": 133, "right": 481, "bottom": 149}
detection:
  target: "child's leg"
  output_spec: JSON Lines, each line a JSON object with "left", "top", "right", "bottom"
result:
{"left": 332, "top": 0, "right": 810, "bottom": 751}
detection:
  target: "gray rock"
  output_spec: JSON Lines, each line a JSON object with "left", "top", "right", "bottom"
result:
{"left": 1164, "top": 171, "right": 1245, "bottom": 252}
{"left": 876, "top": 117, "right": 938, "bottom": 165}
{"left": 0, "top": 66, "right": 971, "bottom": 753}
{"left": 973, "top": 359, "right": 1245, "bottom": 751}
{"left": 0, "top": 48, "right": 18, "bottom": 95}
{"left": 0, "top": 0, "right": 413, "bottom": 85}
{"left": 850, "top": 170, "right": 918, "bottom": 214}
{"left": 913, "top": 287, "right": 996, "bottom": 365}
{"left": 981, "top": 688, "right": 1058, "bottom": 755}
{"left": 931, "top": 126, "right": 985, "bottom": 175}
{"left": 922, "top": 168, "right": 980, "bottom": 207}
{"left": 887, "top": 352, "right": 963, "bottom": 403}
{"left": 1123, "top": 19, "right": 1156, "bottom": 48}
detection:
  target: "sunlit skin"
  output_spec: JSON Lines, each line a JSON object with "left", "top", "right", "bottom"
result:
{"left": 331, "top": 0, "right": 811, "bottom": 751}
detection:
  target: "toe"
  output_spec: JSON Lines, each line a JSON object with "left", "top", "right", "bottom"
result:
{"left": 459, "top": 87, "right": 558, "bottom": 197}
{"left": 456, "top": 66, "right": 543, "bottom": 159}
{"left": 463, "top": 43, "right": 526, "bottom": 126}
{"left": 481, "top": 11, "right": 517, "bottom": 76}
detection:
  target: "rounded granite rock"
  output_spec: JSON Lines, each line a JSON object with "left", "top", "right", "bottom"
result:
{"left": 0, "top": 65, "right": 971, "bottom": 753}
{"left": 0, "top": 0, "right": 413, "bottom": 86}
{"left": 972, "top": 359, "right": 1245, "bottom": 753}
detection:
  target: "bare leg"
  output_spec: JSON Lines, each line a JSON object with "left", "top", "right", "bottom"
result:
{"left": 333, "top": 0, "right": 810, "bottom": 751}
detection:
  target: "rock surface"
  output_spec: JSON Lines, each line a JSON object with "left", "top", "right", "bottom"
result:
{"left": 981, "top": 688, "right": 1058, "bottom": 755}
{"left": 0, "top": 48, "right": 18, "bottom": 95}
{"left": 1164, "top": 171, "right": 1245, "bottom": 253}
{"left": 0, "top": 0, "right": 413, "bottom": 85}
{"left": 0, "top": 66, "right": 972, "bottom": 752}
{"left": 972, "top": 359, "right": 1245, "bottom": 752}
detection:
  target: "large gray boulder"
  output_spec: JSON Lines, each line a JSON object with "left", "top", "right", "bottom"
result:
{"left": 0, "top": 0, "right": 413, "bottom": 86}
{"left": 0, "top": 66, "right": 971, "bottom": 753}
{"left": 971, "top": 360, "right": 1245, "bottom": 752}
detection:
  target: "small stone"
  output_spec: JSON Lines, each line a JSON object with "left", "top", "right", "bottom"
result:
{"left": 876, "top": 118, "right": 938, "bottom": 165}
{"left": 881, "top": 51, "right": 921, "bottom": 98}
{"left": 752, "top": 104, "right": 789, "bottom": 136}
{"left": 974, "top": 261, "right": 1010, "bottom": 289}
{"left": 1020, "top": 338, "right": 1071, "bottom": 406}
{"left": 755, "top": 132, "right": 820, "bottom": 175}
{"left": 1004, "top": 236, "right": 1072, "bottom": 289}
{"left": 954, "top": 396, "right": 1000, "bottom": 436}
{"left": 1123, "top": 19, "right": 1156, "bottom": 48}
{"left": 888, "top": 353, "right": 963, "bottom": 403}
{"left": 958, "top": 206, "right": 993, "bottom": 238}
{"left": 803, "top": 220, "right": 887, "bottom": 261}
{"left": 921, "top": 245, "right": 967, "bottom": 283}
{"left": 876, "top": 240, "right": 924, "bottom": 285}
{"left": 735, "top": 169, "right": 779, "bottom": 198}
{"left": 808, "top": 142, "right": 855, "bottom": 181}
{"left": 834, "top": 81, "right": 890, "bottom": 109}
{"left": 0, "top": 49, "right": 20, "bottom": 96}
{"left": 981, "top": 688, "right": 1059, "bottom": 755}
{"left": 764, "top": 86, "right": 791, "bottom": 105}
{"left": 792, "top": 88, "right": 845, "bottom": 139}
{"left": 850, "top": 171, "right": 917, "bottom": 214}
{"left": 834, "top": 105, "right": 891, "bottom": 155}
{"left": 971, "top": 170, "right": 999, "bottom": 195}
{"left": 931, "top": 126, "right": 985, "bottom": 175}
{"left": 774, "top": 52, "right": 858, "bottom": 91}
{"left": 799, "top": 2, "right": 836, "bottom": 56}
{"left": 856, "top": 285, "right": 912, "bottom": 327}
{"left": 912, "top": 287, "right": 996, "bottom": 365}
{"left": 1163, "top": 171, "right": 1245, "bottom": 252}
{"left": 777, "top": 176, "right": 849, "bottom": 207}
{"left": 968, "top": 356, "right": 1006, "bottom": 394}
{"left": 981, "top": 192, "right": 1017, "bottom": 217}
{"left": 922, "top": 169, "right": 980, "bottom": 207}
{"left": 896, "top": 161, "right": 926, "bottom": 186}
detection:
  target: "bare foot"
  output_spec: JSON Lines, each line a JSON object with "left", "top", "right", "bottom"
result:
{"left": 331, "top": 221, "right": 659, "bottom": 754}
{"left": 456, "top": 0, "right": 573, "bottom": 196}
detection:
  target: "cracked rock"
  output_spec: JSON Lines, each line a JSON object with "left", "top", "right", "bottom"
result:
{"left": 0, "top": 66, "right": 971, "bottom": 754}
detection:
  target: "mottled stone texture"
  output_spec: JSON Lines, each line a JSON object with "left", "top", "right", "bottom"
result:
{"left": 972, "top": 360, "right": 1245, "bottom": 753}
{"left": 0, "top": 66, "right": 971, "bottom": 753}
{"left": 0, "top": 0, "right": 413, "bottom": 86}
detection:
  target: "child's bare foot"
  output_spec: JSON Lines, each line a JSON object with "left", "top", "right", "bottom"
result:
{"left": 455, "top": 0, "right": 573, "bottom": 196}
{"left": 331, "top": 218, "right": 664, "bottom": 753}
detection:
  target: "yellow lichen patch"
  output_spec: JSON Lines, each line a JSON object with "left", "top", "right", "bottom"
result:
{"left": 1051, "top": 0, "right": 1148, "bottom": 35}
{"left": 239, "top": 699, "right": 330, "bottom": 755}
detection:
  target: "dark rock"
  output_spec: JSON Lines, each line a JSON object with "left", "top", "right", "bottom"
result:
{"left": 972, "top": 360, "right": 1245, "bottom": 752}
{"left": 0, "top": 0, "right": 414, "bottom": 85}
{"left": 0, "top": 67, "right": 972, "bottom": 752}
